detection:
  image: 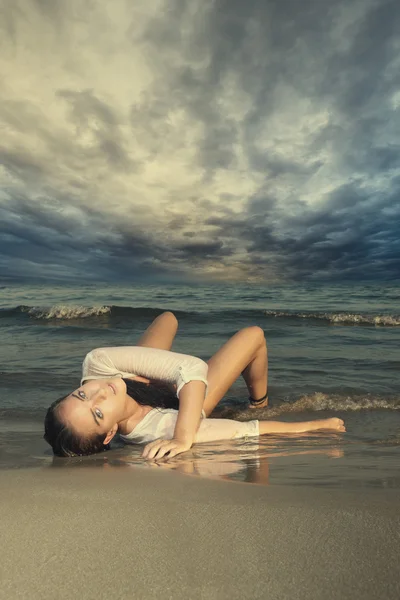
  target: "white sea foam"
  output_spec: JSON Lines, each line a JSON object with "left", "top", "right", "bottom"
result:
{"left": 218, "top": 392, "right": 400, "bottom": 421}
{"left": 264, "top": 310, "right": 400, "bottom": 326}
{"left": 28, "top": 305, "right": 111, "bottom": 319}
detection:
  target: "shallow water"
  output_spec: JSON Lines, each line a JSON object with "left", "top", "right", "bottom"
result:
{"left": 1, "top": 281, "right": 400, "bottom": 487}
{"left": 1, "top": 411, "right": 399, "bottom": 489}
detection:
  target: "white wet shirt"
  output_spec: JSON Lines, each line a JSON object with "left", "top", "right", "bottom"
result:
{"left": 81, "top": 346, "right": 259, "bottom": 443}
{"left": 81, "top": 346, "right": 208, "bottom": 396}
{"left": 119, "top": 408, "right": 259, "bottom": 445}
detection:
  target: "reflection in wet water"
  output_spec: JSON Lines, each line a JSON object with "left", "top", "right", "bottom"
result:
{"left": 2, "top": 411, "right": 400, "bottom": 489}
{"left": 47, "top": 433, "right": 346, "bottom": 487}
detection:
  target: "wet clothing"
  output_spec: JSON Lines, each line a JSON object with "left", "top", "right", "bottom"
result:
{"left": 81, "top": 346, "right": 259, "bottom": 444}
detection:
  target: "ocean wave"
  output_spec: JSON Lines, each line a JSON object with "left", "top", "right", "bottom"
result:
{"left": 26, "top": 305, "right": 112, "bottom": 319}
{"left": 1, "top": 305, "right": 192, "bottom": 321}
{"left": 264, "top": 310, "right": 400, "bottom": 326}
{"left": 1, "top": 304, "right": 399, "bottom": 325}
{"left": 217, "top": 392, "right": 400, "bottom": 420}
{"left": 2, "top": 392, "right": 400, "bottom": 424}
{"left": 0, "top": 305, "right": 113, "bottom": 320}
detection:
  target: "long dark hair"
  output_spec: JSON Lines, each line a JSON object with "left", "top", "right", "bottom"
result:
{"left": 123, "top": 379, "right": 179, "bottom": 410}
{"left": 44, "top": 378, "right": 179, "bottom": 457}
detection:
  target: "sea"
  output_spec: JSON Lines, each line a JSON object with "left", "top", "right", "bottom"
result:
{"left": 1, "top": 281, "right": 399, "bottom": 488}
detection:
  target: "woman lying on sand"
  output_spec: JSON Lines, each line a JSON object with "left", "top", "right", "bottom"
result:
{"left": 44, "top": 312, "right": 345, "bottom": 458}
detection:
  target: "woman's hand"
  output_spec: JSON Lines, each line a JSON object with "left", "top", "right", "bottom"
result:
{"left": 142, "top": 438, "right": 193, "bottom": 460}
{"left": 130, "top": 375, "right": 151, "bottom": 384}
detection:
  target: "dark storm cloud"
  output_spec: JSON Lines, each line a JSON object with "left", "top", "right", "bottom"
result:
{"left": 137, "top": 0, "right": 336, "bottom": 173}
{"left": 207, "top": 179, "right": 400, "bottom": 281}
{"left": 132, "top": 6, "right": 242, "bottom": 175}
{"left": 176, "top": 241, "right": 232, "bottom": 259}
{"left": 169, "top": 0, "right": 400, "bottom": 179}
{"left": 321, "top": 0, "right": 400, "bottom": 114}
{"left": 1, "top": 0, "right": 400, "bottom": 282}
{"left": 0, "top": 195, "right": 171, "bottom": 282}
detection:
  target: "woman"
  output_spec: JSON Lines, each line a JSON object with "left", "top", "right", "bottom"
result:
{"left": 44, "top": 312, "right": 345, "bottom": 458}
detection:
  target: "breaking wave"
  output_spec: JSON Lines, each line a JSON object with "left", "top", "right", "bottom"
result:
{"left": 217, "top": 392, "right": 400, "bottom": 420}
{"left": 1, "top": 305, "right": 399, "bottom": 325}
{"left": 264, "top": 310, "right": 400, "bottom": 326}
{"left": 25, "top": 305, "right": 111, "bottom": 319}
{"left": 2, "top": 305, "right": 191, "bottom": 321}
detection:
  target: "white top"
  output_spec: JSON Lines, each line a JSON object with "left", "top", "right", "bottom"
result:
{"left": 81, "top": 346, "right": 259, "bottom": 444}
{"left": 81, "top": 346, "right": 208, "bottom": 397}
{"left": 119, "top": 408, "right": 259, "bottom": 445}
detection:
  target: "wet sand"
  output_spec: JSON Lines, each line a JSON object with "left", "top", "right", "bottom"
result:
{"left": 1, "top": 467, "right": 399, "bottom": 600}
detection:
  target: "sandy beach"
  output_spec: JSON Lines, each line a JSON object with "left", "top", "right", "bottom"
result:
{"left": 1, "top": 467, "right": 399, "bottom": 600}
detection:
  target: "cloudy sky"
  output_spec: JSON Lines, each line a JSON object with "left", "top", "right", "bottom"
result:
{"left": 1, "top": 0, "right": 399, "bottom": 284}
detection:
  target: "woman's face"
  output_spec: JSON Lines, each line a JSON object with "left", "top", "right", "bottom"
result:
{"left": 59, "top": 378, "right": 128, "bottom": 438}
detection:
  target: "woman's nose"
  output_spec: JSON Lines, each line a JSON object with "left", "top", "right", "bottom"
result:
{"left": 93, "top": 386, "right": 108, "bottom": 402}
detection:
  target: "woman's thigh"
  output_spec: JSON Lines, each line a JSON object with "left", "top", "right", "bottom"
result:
{"left": 136, "top": 311, "right": 178, "bottom": 350}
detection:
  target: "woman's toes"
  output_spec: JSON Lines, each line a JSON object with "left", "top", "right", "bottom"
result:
{"left": 331, "top": 418, "right": 345, "bottom": 431}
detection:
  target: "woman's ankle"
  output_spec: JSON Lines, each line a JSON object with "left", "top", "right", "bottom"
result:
{"left": 249, "top": 392, "right": 268, "bottom": 408}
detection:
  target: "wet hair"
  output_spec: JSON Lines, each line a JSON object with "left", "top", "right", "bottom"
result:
{"left": 44, "top": 395, "right": 109, "bottom": 458}
{"left": 43, "top": 379, "right": 179, "bottom": 458}
{"left": 122, "top": 379, "right": 179, "bottom": 410}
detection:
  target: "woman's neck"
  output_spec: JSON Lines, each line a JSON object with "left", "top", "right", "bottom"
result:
{"left": 118, "top": 395, "right": 152, "bottom": 435}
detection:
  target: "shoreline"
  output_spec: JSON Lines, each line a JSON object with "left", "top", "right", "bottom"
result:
{"left": 2, "top": 420, "right": 400, "bottom": 490}
{"left": 1, "top": 467, "right": 400, "bottom": 600}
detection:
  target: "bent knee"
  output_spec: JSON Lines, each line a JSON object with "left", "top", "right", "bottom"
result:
{"left": 241, "top": 326, "right": 266, "bottom": 345}
{"left": 160, "top": 311, "right": 178, "bottom": 326}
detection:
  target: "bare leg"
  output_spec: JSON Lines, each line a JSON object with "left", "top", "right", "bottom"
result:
{"left": 203, "top": 327, "right": 268, "bottom": 417}
{"left": 137, "top": 311, "right": 178, "bottom": 350}
{"left": 259, "top": 418, "right": 345, "bottom": 434}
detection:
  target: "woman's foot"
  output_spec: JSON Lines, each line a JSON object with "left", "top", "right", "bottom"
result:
{"left": 310, "top": 418, "right": 346, "bottom": 432}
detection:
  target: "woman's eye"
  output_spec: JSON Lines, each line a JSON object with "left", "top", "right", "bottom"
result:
{"left": 78, "top": 390, "right": 86, "bottom": 399}
{"left": 95, "top": 408, "right": 103, "bottom": 419}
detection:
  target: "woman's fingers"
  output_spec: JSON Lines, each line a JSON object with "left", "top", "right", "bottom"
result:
{"left": 142, "top": 439, "right": 191, "bottom": 460}
{"left": 164, "top": 448, "right": 180, "bottom": 459}
{"left": 154, "top": 444, "right": 174, "bottom": 459}
{"left": 142, "top": 440, "right": 163, "bottom": 459}
{"left": 131, "top": 375, "right": 151, "bottom": 384}
{"left": 142, "top": 439, "right": 173, "bottom": 459}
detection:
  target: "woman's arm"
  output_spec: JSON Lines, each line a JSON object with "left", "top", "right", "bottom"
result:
{"left": 142, "top": 380, "right": 206, "bottom": 459}
{"left": 82, "top": 346, "right": 208, "bottom": 458}
{"left": 82, "top": 346, "right": 208, "bottom": 395}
